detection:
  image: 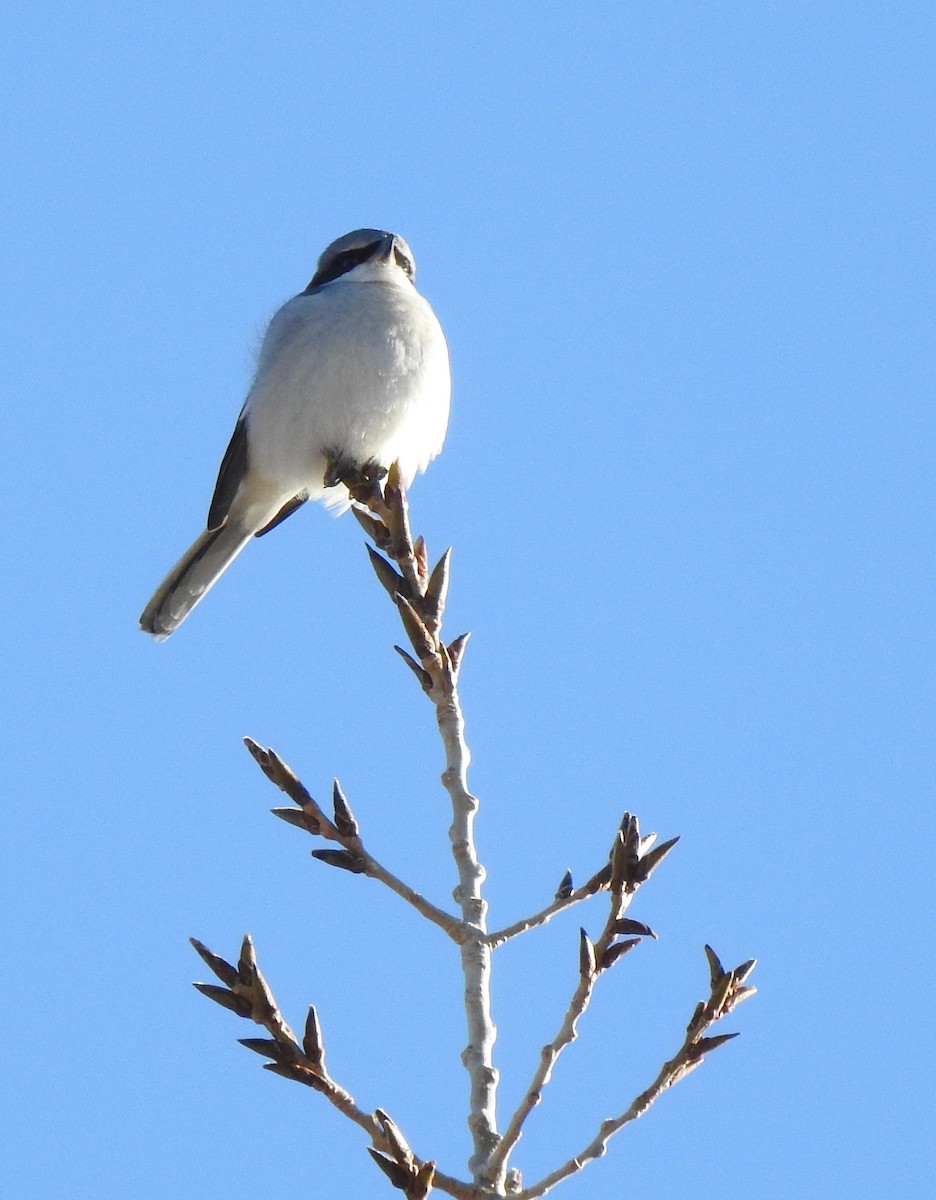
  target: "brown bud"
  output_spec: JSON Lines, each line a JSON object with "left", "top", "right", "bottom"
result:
{"left": 446, "top": 632, "right": 471, "bottom": 676}
{"left": 633, "top": 836, "right": 680, "bottom": 884}
{"left": 394, "top": 645, "right": 434, "bottom": 692}
{"left": 609, "top": 830, "right": 630, "bottom": 894}
{"left": 396, "top": 594, "right": 436, "bottom": 660}
{"left": 412, "top": 535, "right": 429, "bottom": 585}
{"left": 263, "top": 1062, "right": 328, "bottom": 1091}
{"left": 375, "top": 1108, "right": 414, "bottom": 1166}
{"left": 271, "top": 806, "right": 321, "bottom": 835}
{"left": 579, "top": 928, "right": 597, "bottom": 978}
{"left": 704, "top": 944, "right": 726, "bottom": 987}
{"left": 367, "top": 545, "right": 409, "bottom": 601}
{"left": 332, "top": 779, "right": 359, "bottom": 838}
{"left": 612, "top": 918, "right": 658, "bottom": 940}
{"left": 733, "top": 958, "right": 757, "bottom": 985}
{"left": 710, "top": 971, "right": 736, "bottom": 1016}
{"left": 686, "top": 1000, "right": 706, "bottom": 1036}
{"left": 238, "top": 1037, "right": 295, "bottom": 1062}
{"left": 424, "top": 548, "right": 452, "bottom": 623}
{"left": 193, "top": 982, "right": 252, "bottom": 1018}
{"left": 352, "top": 505, "right": 390, "bottom": 549}
{"left": 249, "top": 961, "right": 279, "bottom": 1021}
{"left": 311, "top": 848, "right": 367, "bottom": 874}
{"left": 243, "top": 739, "right": 316, "bottom": 809}
{"left": 189, "top": 938, "right": 239, "bottom": 988}
{"left": 583, "top": 863, "right": 612, "bottom": 894}
{"left": 303, "top": 1006, "right": 325, "bottom": 1066}
{"left": 688, "top": 1032, "right": 740, "bottom": 1061}
{"left": 600, "top": 938, "right": 641, "bottom": 969}
{"left": 237, "top": 934, "right": 257, "bottom": 985}
{"left": 367, "top": 1147, "right": 412, "bottom": 1191}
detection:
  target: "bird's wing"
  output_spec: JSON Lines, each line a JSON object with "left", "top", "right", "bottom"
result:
{"left": 254, "top": 493, "right": 308, "bottom": 537}
{"left": 207, "top": 413, "right": 249, "bottom": 530}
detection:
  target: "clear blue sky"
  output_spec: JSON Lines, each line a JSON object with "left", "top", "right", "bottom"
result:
{"left": 3, "top": 4, "right": 933, "bottom": 1197}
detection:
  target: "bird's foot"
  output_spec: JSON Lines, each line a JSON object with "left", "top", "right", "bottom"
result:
{"left": 324, "top": 454, "right": 388, "bottom": 506}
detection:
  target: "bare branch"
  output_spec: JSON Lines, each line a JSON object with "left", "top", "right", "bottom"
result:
{"left": 515, "top": 949, "right": 757, "bottom": 1198}
{"left": 353, "top": 471, "right": 500, "bottom": 1184}
{"left": 485, "top": 815, "right": 667, "bottom": 1186}
{"left": 190, "top": 935, "right": 476, "bottom": 1200}
{"left": 244, "top": 741, "right": 467, "bottom": 942}
{"left": 484, "top": 879, "right": 602, "bottom": 948}
{"left": 196, "top": 468, "right": 755, "bottom": 1198}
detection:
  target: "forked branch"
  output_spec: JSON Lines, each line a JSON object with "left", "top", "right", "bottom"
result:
{"left": 190, "top": 933, "right": 474, "bottom": 1200}
{"left": 191, "top": 466, "right": 755, "bottom": 1198}
{"left": 242, "top": 738, "right": 468, "bottom": 943}
{"left": 515, "top": 947, "right": 757, "bottom": 1198}
{"left": 484, "top": 815, "right": 675, "bottom": 1187}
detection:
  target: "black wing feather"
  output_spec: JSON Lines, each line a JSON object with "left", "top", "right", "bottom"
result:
{"left": 207, "top": 414, "right": 249, "bottom": 530}
{"left": 254, "top": 493, "right": 308, "bottom": 537}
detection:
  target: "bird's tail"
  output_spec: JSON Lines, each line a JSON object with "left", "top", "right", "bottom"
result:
{"left": 140, "top": 520, "right": 253, "bottom": 640}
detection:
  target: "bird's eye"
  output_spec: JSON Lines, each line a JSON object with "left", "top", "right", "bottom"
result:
{"left": 307, "top": 243, "right": 382, "bottom": 291}
{"left": 394, "top": 247, "right": 414, "bottom": 279}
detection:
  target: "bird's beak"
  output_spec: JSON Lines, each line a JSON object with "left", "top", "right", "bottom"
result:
{"left": 374, "top": 233, "right": 397, "bottom": 264}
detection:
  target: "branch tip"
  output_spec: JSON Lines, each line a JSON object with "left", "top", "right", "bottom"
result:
{"left": 734, "top": 957, "right": 758, "bottom": 984}
{"left": 704, "top": 943, "right": 726, "bottom": 985}
{"left": 578, "top": 928, "right": 597, "bottom": 978}
{"left": 189, "top": 938, "right": 239, "bottom": 988}
{"left": 555, "top": 870, "right": 574, "bottom": 900}
{"left": 332, "top": 779, "right": 359, "bottom": 837}
{"left": 237, "top": 933, "right": 257, "bottom": 983}
{"left": 633, "top": 835, "right": 680, "bottom": 885}
{"left": 303, "top": 1005, "right": 325, "bottom": 1065}
{"left": 612, "top": 917, "right": 657, "bottom": 940}
{"left": 446, "top": 631, "right": 471, "bottom": 675}
{"left": 375, "top": 1108, "right": 414, "bottom": 1165}
{"left": 424, "top": 547, "right": 452, "bottom": 621}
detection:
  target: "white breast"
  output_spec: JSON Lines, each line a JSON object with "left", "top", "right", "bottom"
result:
{"left": 244, "top": 276, "right": 450, "bottom": 504}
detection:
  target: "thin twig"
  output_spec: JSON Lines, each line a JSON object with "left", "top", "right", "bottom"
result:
{"left": 365, "top": 853, "right": 471, "bottom": 943}
{"left": 485, "top": 882, "right": 601, "bottom": 948}
{"left": 245, "top": 738, "right": 468, "bottom": 943}
{"left": 191, "top": 935, "right": 479, "bottom": 1200}
{"left": 485, "top": 816, "right": 653, "bottom": 1187}
{"left": 515, "top": 948, "right": 757, "bottom": 1198}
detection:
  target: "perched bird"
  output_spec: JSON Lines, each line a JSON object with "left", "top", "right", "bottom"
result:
{"left": 140, "top": 228, "right": 450, "bottom": 639}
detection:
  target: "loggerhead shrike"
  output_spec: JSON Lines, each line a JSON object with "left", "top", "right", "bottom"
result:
{"left": 140, "top": 228, "right": 450, "bottom": 639}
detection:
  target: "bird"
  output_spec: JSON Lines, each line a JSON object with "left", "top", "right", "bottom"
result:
{"left": 140, "top": 228, "right": 450, "bottom": 640}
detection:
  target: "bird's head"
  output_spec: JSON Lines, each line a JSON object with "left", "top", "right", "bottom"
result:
{"left": 306, "top": 229, "right": 415, "bottom": 291}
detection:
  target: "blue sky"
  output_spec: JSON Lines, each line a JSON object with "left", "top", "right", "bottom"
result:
{"left": 3, "top": 4, "right": 933, "bottom": 1197}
